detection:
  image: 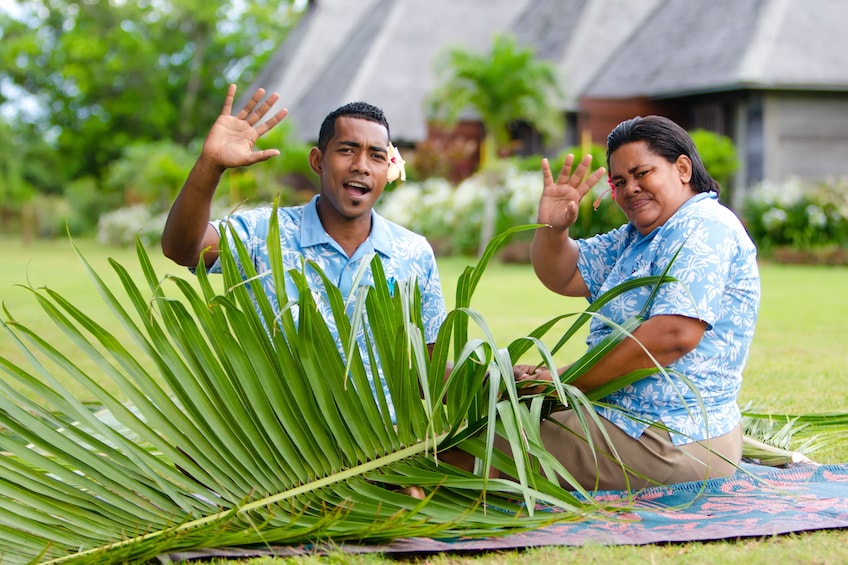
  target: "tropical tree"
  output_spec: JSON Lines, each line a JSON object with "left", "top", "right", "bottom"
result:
{"left": 427, "top": 33, "right": 563, "bottom": 252}
{"left": 0, "top": 120, "right": 30, "bottom": 212}
{"left": 0, "top": 0, "right": 299, "bottom": 185}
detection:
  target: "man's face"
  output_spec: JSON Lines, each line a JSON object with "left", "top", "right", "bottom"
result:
{"left": 310, "top": 116, "right": 390, "bottom": 223}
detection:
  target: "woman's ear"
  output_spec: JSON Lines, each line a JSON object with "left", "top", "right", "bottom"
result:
{"left": 308, "top": 146, "right": 323, "bottom": 175}
{"left": 676, "top": 155, "right": 692, "bottom": 184}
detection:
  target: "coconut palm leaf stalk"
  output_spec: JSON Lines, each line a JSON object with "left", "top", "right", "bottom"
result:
{"left": 740, "top": 409, "right": 848, "bottom": 465}
{"left": 0, "top": 213, "right": 746, "bottom": 564}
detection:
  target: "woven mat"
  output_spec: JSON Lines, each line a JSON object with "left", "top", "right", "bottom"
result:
{"left": 161, "top": 463, "right": 848, "bottom": 561}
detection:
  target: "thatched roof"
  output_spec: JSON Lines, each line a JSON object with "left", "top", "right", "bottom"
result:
{"left": 248, "top": 0, "right": 848, "bottom": 142}
{"left": 249, "top": 0, "right": 528, "bottom": 142}
{"left": 583, "top": 0, "right": 848, "bottom": 99}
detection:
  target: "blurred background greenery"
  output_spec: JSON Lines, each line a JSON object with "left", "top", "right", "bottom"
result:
{"left": 1, "top": 0, "right": 845, "bottom": 262}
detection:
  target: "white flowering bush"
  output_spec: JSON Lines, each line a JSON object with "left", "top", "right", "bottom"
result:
{"left": 378, "top": 164, "right": 620, "bottom": 255}
{"left": 742, "top": 176, "right": 848, "bottom": 255}
{"left": 96, "top": 205, "right": 165, "bottom": 247}
{"left": 378, "top": 176, "right": 479, "bottom": 254}
{"left": 96, "top": 200, "right": 238, "bottom": 247}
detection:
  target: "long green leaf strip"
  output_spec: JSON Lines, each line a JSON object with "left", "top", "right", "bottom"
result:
{"left": 0, "top": 217, "right": 748, "bottom": 563}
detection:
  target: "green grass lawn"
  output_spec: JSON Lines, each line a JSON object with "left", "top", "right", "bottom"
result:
{"left": 2, "top": 237, "right": 848, "bottom": 564}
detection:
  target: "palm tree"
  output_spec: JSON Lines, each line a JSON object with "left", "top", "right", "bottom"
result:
{"left": 427, "top": 33, "right": 563, "bottom": 252}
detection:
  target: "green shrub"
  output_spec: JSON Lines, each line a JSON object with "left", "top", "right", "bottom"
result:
{"left": 507, "top": 143, "right": 607, "bottom": 174}
{"left": 96, "top": 200, "right": 241, "bottom": 248}
{"left": 105, "top": 141, "right": 197, "bottom": 212}
{"left": 252, "top": 120, "right": 318, "bottom": 203}
{"left": 742, "top": 177, "right": 848, "bottom": 254}
{"left": 96, "top": 205, "right": 165, "bottom": 247}
{"left": 92, "top": 124, "right": 316, "bottom": 247}
{"left": 27, "top": 194, "right": 68, "bottom": 239}
{"left": 689, "top": 129, "right": 739, "bottom": 196}
{"left": 64, "top": 176, "right": 123, "bottom": 235}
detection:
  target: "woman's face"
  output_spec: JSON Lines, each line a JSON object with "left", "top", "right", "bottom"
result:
{"left": 608, "top": 141, "right": 695, "bottom": 236}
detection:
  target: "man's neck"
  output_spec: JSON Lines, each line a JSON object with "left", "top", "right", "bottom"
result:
{"left": 316, "top": 204, "right": 372, "bottom": 258}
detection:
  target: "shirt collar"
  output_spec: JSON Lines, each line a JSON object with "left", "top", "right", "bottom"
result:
{"left": 686, "top": 191, "right": 716, "bottom": 206}
{"left": 630, "top": 191, "right": 716, "bottom": 242}
{"left": 300, "top": 194, "right": 393, "bottom": 258}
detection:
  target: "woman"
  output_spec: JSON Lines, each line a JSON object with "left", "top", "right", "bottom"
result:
{"left": 514, "top": 115, "right": 761, "bottom": 491}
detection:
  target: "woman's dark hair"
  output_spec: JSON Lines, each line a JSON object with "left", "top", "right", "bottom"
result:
{"left": 606, "top": 115, "right": 720, "bottom": 194}
{"left": 317, "top": 101, "right": 390, "bottom": 151}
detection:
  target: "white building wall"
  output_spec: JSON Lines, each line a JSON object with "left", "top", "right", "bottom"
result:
{"left": 766, "top": 92, "right": 848, "bottom": 182}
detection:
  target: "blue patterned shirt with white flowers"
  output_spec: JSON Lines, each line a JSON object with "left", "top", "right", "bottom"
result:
{"left": 576, "top": 192, "right": 760, "bottom": 445}
{"left": 205, "top": 195, "right": 447, "bottom": 421}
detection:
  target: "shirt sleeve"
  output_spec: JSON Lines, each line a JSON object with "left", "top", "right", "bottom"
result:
{"left": 204, "top": 209, "right": 270, "bottom": 275}
{"left": 576, "top": 223, "right": 634, "bottom": 298}
{"left": 419, "top": 248, "right": 447, "bottom": 344}
{"left": 647, "top": 216, "right": 736, "bottom": 329}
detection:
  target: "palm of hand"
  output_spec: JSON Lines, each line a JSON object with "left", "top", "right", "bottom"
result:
{"left": 538, "top": 155, "right": 606, "bottom": 231}
{"left": 204, "top": 116, "right": 261, "bottom": 169}
{"left": 538, "top": 184, "right": 582, "bottom": 230}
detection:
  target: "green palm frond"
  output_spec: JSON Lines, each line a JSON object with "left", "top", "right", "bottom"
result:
{"left": 0, "top": 215, "right": 721, "bottom": 563}
{"left": 740, "top": 407, "right": 848, "bottom": 464}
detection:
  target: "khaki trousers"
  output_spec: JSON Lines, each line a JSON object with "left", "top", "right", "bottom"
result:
{"left": 497, "top": 407, "right": 743, "bottom": 491}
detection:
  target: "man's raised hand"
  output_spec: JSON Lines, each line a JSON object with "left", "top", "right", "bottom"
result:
{"left": 201, "top": 84, "right": 290, "bottom": 171}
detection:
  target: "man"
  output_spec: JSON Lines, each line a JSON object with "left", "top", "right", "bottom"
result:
{"left": 162, "top": 84, "right": 447, "bottom": 421}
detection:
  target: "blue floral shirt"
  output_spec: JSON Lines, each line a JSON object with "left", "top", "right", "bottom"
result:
{"left": 576, "top": 192, "right": 760, "bottom": 444}
{"left": 205, "top": 195, "right": 447, "bottom": 421}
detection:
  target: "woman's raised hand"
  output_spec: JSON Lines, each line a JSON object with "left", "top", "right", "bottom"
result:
{"left": 537, "top": 154, "right": 606, "bottom": 232}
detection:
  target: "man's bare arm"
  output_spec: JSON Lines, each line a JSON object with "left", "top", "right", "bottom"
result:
{"left": 162, "top": 84, "right": 288, "bottom": 267}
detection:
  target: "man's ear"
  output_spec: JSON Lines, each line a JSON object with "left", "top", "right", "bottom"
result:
{"left": 308, "top": 146, "right": 322, "bottom": 175}
{"left": 676, "top": 155, "right": 692, "bottom": 184}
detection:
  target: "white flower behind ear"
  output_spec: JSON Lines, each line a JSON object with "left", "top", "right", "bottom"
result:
{"left": 387, "top": 143, "right": 406, "bottom": 183}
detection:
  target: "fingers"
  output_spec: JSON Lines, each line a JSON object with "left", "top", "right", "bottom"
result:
{"left": 556, "top": 154, "right": 576, "bottom": 185}
{"left": 244, "top": 148, "right": 281, "bottom": 166}
{"left": 548, "top": 153, "right": 606, "bottom": 196}
{"left": 512, "top": 365, "right": 557, "bottom": 397}
{"left": 572, "top": 154, "right": 607, "bottom": 189}
{"left": 585, "top": 165, "right": 608, "bottom": 189}
{"left": 246, "top": 90, "right": 279, "bottom": 126}
{"left": 235, "top": 88, "right": 267, "bottom": 121}
{"left": 541, "top": 158, "right": 553, "bottom": 187}
{"left": 255, "top": 106, "right": 289, "bottom": 136}
{"left": 226, "top": 86, "right": 288, "bottom": 136}
{"left": 570, "top": 153, "right": 591, "bottom": 181}
{"left": 513, "top": 365, "right": 545, "bottom": 381}
{"left": 221, "top": 84, "right": 237, "bottom": 116}
{"left": 513, "top": 364, "right": 534, "bottom": 379}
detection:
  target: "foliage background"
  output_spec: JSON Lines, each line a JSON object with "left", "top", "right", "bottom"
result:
{"left": 2, "top": 3, "right": 846, "bottom": 261}
{"left": 0, "top": 0, "right": 300, "bottom": 234}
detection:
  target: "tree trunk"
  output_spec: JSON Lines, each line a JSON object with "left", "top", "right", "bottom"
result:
{"left": 478, "top": 134, "right": 500, "bottom": 257}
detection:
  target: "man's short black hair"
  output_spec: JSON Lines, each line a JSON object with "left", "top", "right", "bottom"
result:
{"left": 317, "top": 102, "right": 390, "bottom": 151}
